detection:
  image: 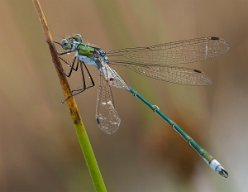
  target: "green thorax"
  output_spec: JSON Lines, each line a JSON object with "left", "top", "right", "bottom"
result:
{"left": 77, "top": 44, "right": 95, "bottom": 57}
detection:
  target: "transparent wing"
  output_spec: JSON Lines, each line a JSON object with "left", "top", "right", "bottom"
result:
{"left": 99, "top": 63, "right": 129, "bottom": 90}
{"left": 107, "top": 36, "right": 229, "bottom": 66}
{"left": 96, "top": 74, "right": 121, "bottom": 134}
{"left": 112, "top": 63, "right": 211, "bottom": 85}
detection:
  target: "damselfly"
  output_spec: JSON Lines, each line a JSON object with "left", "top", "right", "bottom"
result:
{"left": 54, "top": 35, "right": 229, "bottom": 178}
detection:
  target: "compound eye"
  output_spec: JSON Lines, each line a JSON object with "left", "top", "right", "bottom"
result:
{"left": 61, "top": 39, "right": 72, "bottom": 50}
{"left": 61, "top": 39, "right": 68, "bottom": 46}
{"left": 73, "top": 34, "right": 83, "bottom": 43}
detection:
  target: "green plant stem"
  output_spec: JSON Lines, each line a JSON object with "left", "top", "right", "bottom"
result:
{"left": 32, "top": 0, "right": 107, "bottom": 191}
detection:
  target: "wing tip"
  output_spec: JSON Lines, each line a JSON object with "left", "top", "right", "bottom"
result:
{"left": 210, "top": 36, "right": 220, "bottom": 40}
{"left": 209, "top": 36, "right": 230, "bottom": 54}
{"left": 200, "top": 74, "right": 213, "bottom": 85}
{"left": 96, "top": 117, "right": 121, "bottom": 135}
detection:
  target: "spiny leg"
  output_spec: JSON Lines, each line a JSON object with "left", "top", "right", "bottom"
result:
{"left": 58, "top": 55, "right": 73, "bottom": 67}
{"left": 61, "top": 60, "right": 95, "bottom": 102}
{"left": 70, "top": 63, "right": 86, "bottom": 96}
{"left": 53, "top": 41, "right": 74, "bottom": 55}
{"left": 80, "top": 61, "right": 87, "bottom": 90}
{"left": 82, "top": 62, "right": 95, "bottom": 88}
{"left": 59, "top": 56, "right": 78, "bottom": 77}
{"left": 70, "top": 61, "right": 95, "bottom": 96}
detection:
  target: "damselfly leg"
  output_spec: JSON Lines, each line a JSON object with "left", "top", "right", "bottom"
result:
{"left": 54, "top": 41, "right": 74, "bottom": 55}
{"left": 70, "top": 61, "right": 95, "bottom": 96}
{"left": 58, "top": 55, "right": 95, "bottom": 102}
{"left": 58, "top": 56, "right": 78, "bottom": 77}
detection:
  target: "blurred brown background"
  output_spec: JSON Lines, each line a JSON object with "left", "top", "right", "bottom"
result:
{"left": 0, "top": 0, "right": 247, "bottom": 191}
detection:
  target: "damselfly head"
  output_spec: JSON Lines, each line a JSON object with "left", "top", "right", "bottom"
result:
{"left": 61, "top": 38, "right": 73, "bottom": 50}
{"left": 60, "top": 34, "right": 83, "bottom": 50}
